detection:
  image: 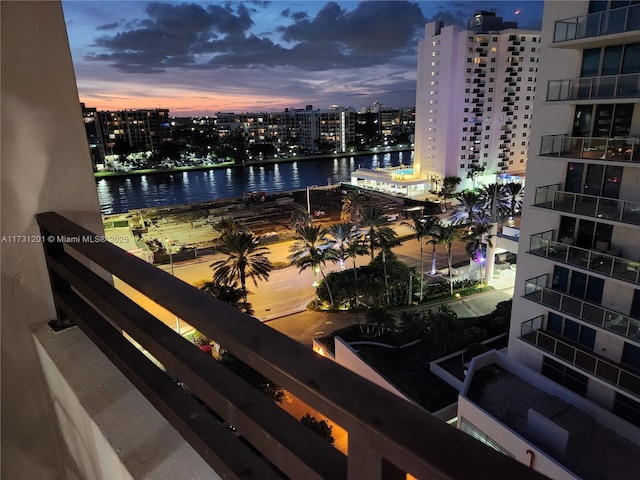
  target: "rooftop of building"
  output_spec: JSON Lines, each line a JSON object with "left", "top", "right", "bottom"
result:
{"left": 467, "top": 363, "right": 640, "bottom": 480}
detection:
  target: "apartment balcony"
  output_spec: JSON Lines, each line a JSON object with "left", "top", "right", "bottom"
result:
{"left": 524, "top": 274, "right": 640, "bottom": 343}
{"left": 553, "top": 4, "right": 640, "bottom": 44}
{"left": 520, "top": 316, "right": 640, "bottom": 397}
{"left": 34, "top": 212, "right": 541, "bottom": 480}
{"left": 540, "top": 135, "right": 640, "bottom": 163}
{"left": 547, "top": 74, "right": 640, "bottom": 101}
{"left": 534, "top": 184, "right": 640, "bottom": 227}
{"left": 528, "top": 229, "right": 640, "bottom": 286}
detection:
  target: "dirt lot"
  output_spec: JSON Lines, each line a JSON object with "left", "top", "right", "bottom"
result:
{"left": 112, "top": 186, "right": 424, "bottom": 251}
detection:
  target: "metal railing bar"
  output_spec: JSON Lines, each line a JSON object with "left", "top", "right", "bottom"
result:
{"left": 54, "top": 288, "right": 282, "bottom": 480}
{"left": 46, "top": 250, "right": 347, "bottom": 480}
{"left": 520, "top": 322, "right": 640, "bottom": 395}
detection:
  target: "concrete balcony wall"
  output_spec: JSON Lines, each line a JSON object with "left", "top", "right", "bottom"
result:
{"left": 456, "top": 396, "right": 577, "bottom": 480}
{"left": 620, "top": 165, "right": 640, "bottom": 204}
{"left": 32, "top": 323, "right": 218, "bottom": 479}
{"left": 602, "top": 280, "right": 635, "bottom": 322}
{"left": 587, "top": 376, "right": 616, "bottom": 411}
{"left": 1, "top": 1, "right": 107, "bottom": 477}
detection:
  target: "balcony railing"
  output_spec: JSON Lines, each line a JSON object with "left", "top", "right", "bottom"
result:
{"left": 520, "top": 316, "right": 640, "bottom": 397}
{"left": 528, "top": 230, "right": 640, "bottom": 286}
{"left": 534, "top": 184, "right": 640, "bottom": 227}
{"left": 35, "top": 212, "right": 542, "bottom": 480}
{"left": 547, "top": 73, "right": 640, "bottom": 101}
{"left": 540, "top": 135, "right": 640, "bottom": 163}
{"left": 553, "top": 4, "right": 640, "bottom": 43}
{"left": 524, "top": 274, "right": 640, "bottom": 343}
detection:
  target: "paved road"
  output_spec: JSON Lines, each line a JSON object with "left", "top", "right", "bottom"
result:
{"left": 267, "top": 273, "right": 515, "bottom": 346}
{"left": 111, "top": 217, "right": 512, "bottom": 342}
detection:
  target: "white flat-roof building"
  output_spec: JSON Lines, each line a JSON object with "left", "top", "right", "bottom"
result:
{"left": 460, "top": 1, "right": 640, "bottom": 477}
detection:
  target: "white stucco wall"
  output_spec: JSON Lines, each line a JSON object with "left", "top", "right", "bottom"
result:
{"left": 1, "top": 2, "right": 105, "bottom": 477}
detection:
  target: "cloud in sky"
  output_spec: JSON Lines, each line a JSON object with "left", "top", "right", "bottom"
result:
{"left": 85, "top": 1, "right": 425, "bottom": 73}
{"left": 63, "top": 1, "right": 543, "bottom": 114}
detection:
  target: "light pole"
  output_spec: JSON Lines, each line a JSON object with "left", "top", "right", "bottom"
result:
{"left": 157, "top": 232, "right": 181, "bottom": 335}
{"left": 165, "top": 239, "right": 181, "bottom": 334}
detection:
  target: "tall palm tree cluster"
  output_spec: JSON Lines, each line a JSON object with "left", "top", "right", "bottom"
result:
{"left": 448, "top": 182, "right": 524, "bottom": 283}
{"left": 202, "top": 183, "right": 522, "bottom": 313}
{"left": 289, "top": 192, "right": 400, "bottom": 309}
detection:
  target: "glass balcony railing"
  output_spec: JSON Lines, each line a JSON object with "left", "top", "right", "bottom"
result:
{"left": 520, "top": 316, "right": 640, "bottom": 397}
{"left": 540, "top": 135, "right": 640, "bottom": 163}
{"left": 534, "top": 184, "right": 640, "bottom": 227}
{"left": 547, "top": 73, "right": 640, "bottom": 101}
{"left": 528, "top": 229, "right": 640, "bottom": 286}
{"left": 524, "top": 274, "right": 640, "bottom": 342}
{"left": 554, "top": 4, "right": 640, "bottom": 42}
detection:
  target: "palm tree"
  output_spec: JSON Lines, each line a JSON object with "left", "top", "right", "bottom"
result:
{"left": 360, "top": 207, "right": 397, "bottom": 261}
{"left": 438, "top": 176, "right": 462, "bottom": 210}
{"left": 434, "top": 223, "right": 463, "bottom": 295}
{"left": 424, "top": 216, "right": 443, "bottom": 276}
{"left": 428, "top": 305, "right": 462, "bottom": 353}
{"left": 289, "top": 203, "right": 313, "bottom": 230}
{"left": 479, "top": 183, "right": 508, "bottom": 284}
{"left": 449, "top": 190, "right": 488, "bottom": 225}
{"left": 479, "top": 183, "right": 507, "bottom": 222}
{"left": 365, "top": 307, "right": 396, "bottom": 338}
{"left": 344, "top": 238, "right": 369, "bottom": 307}
{"left": 466, "top": 164, "right": 485, "bottom": 189}
{"left": 463, "top": 221, "right": 493, "bottom": 284}
{"left": 326, "top": 222, "right": 357, "bottom": 270}
{"left": 402, "top": 216, "right": 436, "bottom": 301}
{"left": 341, "top": 190, "right": 364, "bottom": 224}
{"left": 501, "top": 182, "right": 524, "bottom": 224}
{"left": 210, "top": 231, "right": 271, "bottom": 301}
{"left": 212, "top": 216, "right": 239, "bottom": 240}
{"left": 200, "top": 279, "right": 254, "bottom": 315}
{"left": 290, "top": 224, "right": 339, "bottom": 308}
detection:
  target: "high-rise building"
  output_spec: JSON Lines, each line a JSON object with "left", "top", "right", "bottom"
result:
{"left": 214, "top": 106, "right": 357, "bottom": 154}
{"left": 459, "top": 2, "right": 640, "bottom": 478}
{"left": 414, "top": 11, "right": 540, "bottom": 190}
{"left": 92, "top": 107, "right": 173, "bottom": 157}
{"left": 81, "top": 103, "right": 106, "bottom": 168}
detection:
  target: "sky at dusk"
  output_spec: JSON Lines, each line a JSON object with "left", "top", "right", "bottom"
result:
{"left": 63, "top": 0, "right": 544, "bottom": 116}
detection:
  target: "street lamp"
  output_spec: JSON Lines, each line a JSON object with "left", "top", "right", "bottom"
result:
{"left": 164, "top": 238, "right": 181, "bottom": 334}
{"left": 154, "top": 232, "right": 181, "bottom": 335}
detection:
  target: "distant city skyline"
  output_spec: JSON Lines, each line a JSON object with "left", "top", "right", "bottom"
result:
{"left": 63, "top": 0, "right": 543, "bottom": 115}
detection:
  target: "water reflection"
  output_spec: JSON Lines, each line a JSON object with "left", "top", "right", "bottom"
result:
{"left": 97, "top": 151, "right": 414, "bottom": 214}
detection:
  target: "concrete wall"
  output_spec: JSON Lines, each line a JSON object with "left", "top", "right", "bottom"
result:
{"left": 1, "top": 2, "right": 105, "bottom": 477}
{"left": 507, "top": 0, "right": 587, "bottom": 365}
{"left": 1, "top": 3, "right": 218, "bottom": 478}
{"left": 457, "top": 397, "right": 578, "bottom": 480}
{"left": 32, "top": 324, "right": 218, "bottom": 479}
